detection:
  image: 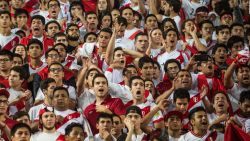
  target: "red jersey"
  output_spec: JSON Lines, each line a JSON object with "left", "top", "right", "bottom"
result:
{"left": 81, "top": 0, "right": 97, "bottom": 12}
{"left": 37, "top": 66, "right": 74, "bottom": 81}
{"left": 1, "top": 117, "right": 18, "bottom": 141}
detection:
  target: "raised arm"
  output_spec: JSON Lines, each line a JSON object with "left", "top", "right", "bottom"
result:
{"left": 105, "top": 27, "right": 117, "bottom": 65}
{"left": 224, "top": 61, "right": 237, "bottom": 89}
{"left": 123, "top": 48, "right": 144, "bottom": 58}
{"left": 189, "top": 25, "right": 207, "bottom": 52}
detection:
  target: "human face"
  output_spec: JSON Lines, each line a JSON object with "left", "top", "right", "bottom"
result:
{"left": 145, "top": 80, "right": 154, "bottom": 93}
{"left": 48, "top": 64, "right": 64, "bottom": 80}
{"left": 98, "top": 0, "right": 107, "bottom": 11}
{"left": 153, "top": 64, "right": 160, "bottom": 79}
{"left": 85, "top": 34, "right": 97, "bottom": 43}
{"left": 163, "top": 21, "right": 175, "bottom": 32}
{"left": 131, "top": 79, "right": 145, "bottom": 100}
{"left": 135, "top": 35, "right": 148, "bottom": 52}
{"left": 242, "top": 0, "right": 249, "bottom": 11}
{"left": 126, "top": 113, "right": 141, "bottom": 128}
{"left": 9, "top": 70, "right": 23, "bottom": 88}
{"left": 111, "top": 116, "right": 123, "bottom": 137}
{"left": 11, "top": 127, "right": 31, "bottom": 141}
{"left": 231, "top": 42, "right": 244, "bottom": 57}
{"left": 190, "top": 111, "right": 209, "bottom": 131}
{"left": 113, "top": 50, "right": 125, "bottom": 67}
{"left": 151, "top": 29, "right": 163, "bottom": 44}
{"left": 46, "top": 51, "right": 60, "bottom": 65}
{"left": 111, "top": 10, "right": 120, "bottom": 22}
{"left": 16, "top": 13, "right": 28, "bottom": 27}
{"left": 124, "top": 67, "right": 138, "bottom": 80}
{"left": 115, "top": 25, "right": 126, "bottom": 38}
{"left": 239, "top": 99, "right": 250, "bottom": 116}
{"left": 47, "top": 23, "right": 60, "bottom": 38}
{"left": 201, "top": 23, "right": 213, "bottom": 38}
{"left": 97, "top": 118, "right": 113, "bottom": 132}
{"left": 48, "top": 0, "right": 60, "bottom": 19}
{"left": 217, "top": 29, "right": 230, "bottom": 44}
{"left": 213, "top": 47, "right": 227, "bottom": 64}
{"left": 55, "top": 45, "right": 67, "bottom": 62}
{"left": 55, "top": 36, "right": 68, "bottom": 46}
{"left": 165, "top": 115, "right": 182, "bottom": 131}
{"left": 98, "top": 31, "right": 111, "bottom": 48}
{"left": 231, "top": 26, "right": 244, "bottom": 37}
{"left": 70, "top": 5, "right": 83, "bottom": 19}
{"left": 0, "top": 13, "right": 11, "bottom": 28}
{"left": 86, "top": 14, "right": 98, "bottom": 26}
{"left": 200, "top": 59, "right": 214, "bottom": 77}
{"left": 0, "top": 95, "right": 8, "bottom": 114}
{"left": 141, "top": 63, "right": 154, "bottom": 79}
{"left": 86, "top": 70, "right": 99, "bottom": 88}
{"left": 221, "top": 14, "right": 233, "bottom": 26}
{"left": 175, "top": 71, "right": 192, "bottom": 89}
{"left": 195, "top": 12, "right": 208, "bottom": 24}
{"left": 0, "top": 55, "right": 12, "bottom": 71}
{"left": 165, "top": 30, "right": 177, "bottom": 48}
{"left": 15, "top": 46, "right": 26, "bottom": 60}
{"left": 122, "top": 9, "right": 134, "bottom": 24}
{"left": 65, "top": 127, "right": 85, "bottom": 141}
{"left": 31, "top": 19, "right": 44, "bottom": 37}
{"left": 183, "top": 21, "right": 195, "bottom": 34}
{"left": 40, "top": 112, "right": 56, "bottom": 130}
{"left": 213, "top": 93, "right": 229, "bottom": 113}
{"left": 133, "top": 15, "right": 140, "bottom": 28}
{"left": 166, "top": 62, "right": 179, "bottom": 80}
{"left": 53, "top": 89, "right": 69, "bottom": 110}
{"left": 101, "top": 15, "right": 111, "bottom": 28}
{"left": 237, "top": 67, "right": 250, "bottom": 86}
{"left": 67, "top": 26, "right": 80, "bottom": 41}
{"left": 12, "top": 57, "right": 23, "bottom": 67}
{"left": 175, "top": 98, "right": 189, "bottom": 113}
{"left": 46, "top": 82, "right": 56, "bottom": 98}
{"left": 0, "top": 1, "right": 8, "bottom": 11}
{"left": 16, "top": 116, "right": 31, "bottom": 126}
{"left": 145, "top": 16, "right": 158, "bottom": 31}
{"left": 93, "top": 77, "right": 108, "bottom": 98}
{"left": 28, "top": 43, "right": 42, "bottom": 59}
{"left": 11, "top": 0, "right": 23, "bottom": 8}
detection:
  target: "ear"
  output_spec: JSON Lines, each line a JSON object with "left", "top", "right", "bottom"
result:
{"left": 96, "top": 123, "right": 99, "bottom": 129}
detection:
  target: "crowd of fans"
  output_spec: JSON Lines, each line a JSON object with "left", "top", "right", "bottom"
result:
{"left": 0, "top": 0, "right": 249, "bottom": 141}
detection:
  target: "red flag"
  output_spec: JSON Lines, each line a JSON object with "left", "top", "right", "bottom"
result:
{"left": 225, "top": 123, "right": 250, "bottom": 141}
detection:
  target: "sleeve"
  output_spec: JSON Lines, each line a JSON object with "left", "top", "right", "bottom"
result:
{"left": 105, "top": 68, "right": 114, "bottom": 83}
{"left": 113, "top": 99, "right": 126, "bottom": 115}
{"left": 151, "top": 103, "right": 164, "bottom": 123}
{"left": 78, "top": 43, "right": 95, "bottom": 58}
{"left": 68, "top": 86, "right": 77, "bottom": 100}
{"left": 35, "top": 88, "right": 44, "bottom": 101}
{"left": 108, "top": 82, "right": 132, "bottom": 104}
{"left": 244, "top": 119, "right": 250, "bottom": 133}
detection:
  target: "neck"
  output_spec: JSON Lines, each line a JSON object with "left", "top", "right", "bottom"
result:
{"left": 151, "top": 42, "right": 161, "bottom": 49}
{"left": 170, "top": 12, "right": 178, "bottom": 18}
{"left": 44, "top": 96, "right": 53, "bottom": 106}
{"left": 43, "top": 127, "right": 56, "bottom": 133}
{"left": 30, "top": 58, "right": 42, "bottom": 67}
{"left": 11, "top": 85, "right": 22, "bottom": 91}
{"left": 0, "top": 70, "right": 10, "bottom": 77}
{"left": 0, "top": 114, "right": 6, "bottom": 122}
{"left": 184, "top": 34, "right": 192, "bottom": 40}
{"left": 133, "top": 99, "right": 144, "bottom": 105}
{"left": 165, "top": 46, "right": 175, "bottom": 52}
{"left": 56, "top": 80, "right": 63, "bottom": 87}
{"left": 192, "top": 128, "right": 207, "bottom": 137}
{"left": 0, "top": 27, "right": 11, "bottom": 36}
{"left": 96, "top": 96, "right": 107, "bottom": 105}
{"left": 215, "top": 111, "right": 226, "bottom": 116}
{"left": 68, "top": 40, "right": 79, "bottom": 47}
{"left": 126, "top": 24, "right": 134, "bottom": 30}
{"left": 168, "top": 129, "right": 180, "bottom": 138}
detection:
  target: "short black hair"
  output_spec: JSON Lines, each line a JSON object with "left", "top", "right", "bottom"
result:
{"left": 69, "top": 1, "right": 84, "bottom": 18}
{"left": 83, "top": 32, "right": 97, "bottom": 42}
{"left": 12, "top": 53, "right": 23, "bottom": 64}
{"left": 138, "top": 56, "right": 154, "bottom": 69}
{"left": 97, "top": 113, "right": 113, "bottom": 123}
{"left": 230, "top": 23, "right": 244, "bottom": 32}
{"left": 31, "top": 15, "right": 45, "bottom": 25}
{"left": 129, "top": 76, "right": 144, "bottom": 88}
{"left": 13, "top": 111, "right": 30, "bottom": 121}
{"left": 145, "top": 14, "right": 157, "bottom": 23}
{"left": 53, "top": 43, "right": 67, "bottom": 49}
{"left": 27, "top": 39, "right": 43, "bottom": 50}
{"left": 235, "top": 64, "right": 250, "bottom": 75}
{"left": 86, "top": 68, "right": 100, "bottom": 79}
{"left": 45, "top": 20, "right": 61, "bottom": 32}
{"left": 195, "top": 6, "right": 209, "bottom": 14}
{"left": 0, "top": 50, "right": 13, "bottom": 60}
{"left": 173, "top": 88, "right": 190, "bottom": 103}
{"left": 164, "top": 59, "right": 181, "bottom": 73}
{"left": 14, "top": 8, "right": 29, "bottom": 18}
{"left": 99, "top": 28, "right": 113, "bottom": 36}
{"left": 10, "top": 66, "right": 26, "bottom": 80}
{"left": 116, "top": 16, "right": 128, "bottom": 27}
{"left": 188, "top": 106, "right": 206, "bottom": 120}
{"left": 85, "top": 11, "right": 97, "bottom": 20}
{"left": 161, "top": 18, "right": 178, "bottom": 31}
{"left": 66, "top": 23, "right": 79, "bottom": 34}
{"left": 239, "top": 90, "right": 250, "bottom": 103}
{"left": 40, "top": 78, "right": 56, "bottom": 91}
{"left": 181, "top": 19, "right": 194, "bottom": 35}
{"left": 53, "top": 86, "right": 69, "bottom": 97}
{"left": 47, "top": 0, "right": 60, "bottom": 9}
{"left": 113, "top": 47, "right": 123, "bottom": 58}
{"left": 92, "top": 73, "right": 108, "bottom": 86}
{"left": 216, "top": 25, "right": 230, "bottom": 35}
{"left": 48, "top": 62, "right": 64, "bottom": 72}
{"left": 199, "top": 20, "right": 214, "bottom": 29}
{"left": 163, "top": 28, "right": 179, "bottom": 39}
{"left": 54, "top": 32, "right": 67, "bottom": 41}
{"left": 0, "top": 10, "right": 11, "bottom": 19}
{"left": 121, "top": 7, "right": 134, "bottom": 16}
{"left": 166, "top": 0, "right": 181, "bottom": 13}
{"left": 65, "top": 123, "right": 83, "bottom": 136}
{"left": 227, "top": 36, "right": 244, "bottom": 49}
{"left": 211, "top": 43, "right": 228, "bottom": 55}
{"left": 11, "top": 123, "right": 31, "bottom": 137}
{"left": 45, "top": 48, "right": 59, "bottom": 59}
{"left": 122, "top": 65, "right": 137, "bottom": 76}
{"left": 135, "top": 32, "right": 147, "bottom": 42}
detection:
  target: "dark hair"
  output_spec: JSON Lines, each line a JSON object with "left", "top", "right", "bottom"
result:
{"left": 27, "top": 39, "right": 43, "bottom": 50}
{"left": 12, "top": 53, "right": 23, "bottom": 64}
{"left": 11, "top": 123, "right": 31, "bottom": 137}
{"left": 135, "top": 32, "right": 147, "bottom": 42}
{"left": 121, "top": 7, "right": 134, "bottom": 16}
{"left": 112, "top": 114, "right": 122, "bottom": 122}
{"left": 173, "top": 88, "right": 190, "bottom": 102}
{"left": 181, "top": 19, "right": 194, "bottom": 35}
{"left": 122, "top": 65, "right": 137, "bottom": 76}
{"left": 219, "top": 11, "right": 233, "bottom": 19}
{"left": 153, "top": 61, "right": 160, "bottom": 70}
{"left": 53, "top": 43, "right": 66, "bottom": 49}
{"left": 164, "top": 59, "right": 181, "bottom": 73}
{"left": 85, "top": 11, "right": 97, "bottom": 20}
{"left": 54, "top": 32, "right": 67, "bottom": 41}
{"left": 166, "top": 0, "right": 181, "bottom": 13}
{"left": 209, "top": 123, "right": 225, "bottom": 132}
{"left": 31, "top": 15, "right": 45, "bottom": 25}
{"left": 53, "top": 86, "right": 69, "bottom": 97}
{"left": 66, "top": 23, "right": 79, "bottom": 34}
{"left": 99, "top": 13, "right": 113, "bottom": 28}
{"left": 13, "top": 44, "right": 26, "bottom": 54}
{"left": 45, "top": 48, "right": 59, "bottom": 59}
{"left": 161, "top": 18, "right": 178, "bottom": 31}
{"left": 138, "top": 56, "right": 154, "bottom": 69}
{"left": 195, "top": 6, "right": 209, "bottom": 14}
{"left": 227, "top": 36, "right": 244, "bottom": 49}
{"left": 48, "top": 62, "right": 64, "bottom": 72}
{"left": 188, "top": 106, "right": 206, "bottom": 120}
{"left": 163, "top": 28, "right": 179, "bottom": 39}
{"left": 86, "top": 68, "right": 100, "bottom": 79}
{"left": 0, "top": 10, "right": 10, "bottom": 19}
{"left": 69, "top": 1, "right": 84, "bottom": 18}
{"left": 83, "top": 32, "right": 97, "bottom": 42}
{"left": 97, "top": 113, "right": 113, "bottom": 123}
{"left": 0, "top": 50, "right": 13, "bottom": 60}
{"left": 65, "top": 123, "right": 83, "bottom": 136}
{"left": 14, "top": 8, "right": 29, "bottom": 18}
{"left": 116, "top": 16, "right": 128, "bottom": 27}
{"left": 239, "top": 90, "right": 250, "bottom": 103}
{"left": 129, "top": 76, "right": 144, "bottom": 88}
{"left": 45, "top": 20, "right": 61, "bottom": 32}
{"left": 113, "top": 47, "right": 123, "bottom": 58}
{"left": 47, "top": 0, "right": 60, "bottom": 9}
{"left": 133, "top": 11, "right": 142, "bottom": 21}
{"left": 230, "top": 23, "right": 244, "bottom": 32}
{"left": 99, "top": 28, "right": 113, "bottom": 36}
{"left": 216, "top": 25, "right": 230, "bottom": 35}
{"left": 40, "top": 78, "right": 56, "bottom": 91}
{"left": 15, "top": 30, "right": 26, "bottom": 38}
{"left": 10, "top": 66, "right": 26, "bottom": 80}
{"left": 92, "top": 73, "right": 108, "bottom": 86}
{"left": 211, "top": 43, "right": 228, "bottom": 55}
{"left": 199, "top": 20, "right": 214, "bottom": 29}
{"left": 13, "top": 111, "right": 30, "bottom": 121}
{"left": 235, "top": 64, "right": 250, "bottom": 74}
{"left": 145, "top": 14, "right": 157, "bottom": 23}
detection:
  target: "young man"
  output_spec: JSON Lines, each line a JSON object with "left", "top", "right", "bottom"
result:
{"left": 30, "top": 108, "right": 61, "bottom": 141}
{"left": 45, "top": 20, "right": 61, "bottom": 38}
{"left": 163, "top": 111, "right": 182, "bottom": 140}
{"left": 84, "top": 74, "right": 125, "bottom": 134}
{"left": 11, "top": 123, "right": 31, "bottom": 141}
{"left": 199, "top": 20, "right": 216, "bottom": 53}
{"left": 45, "top": 0, "right": 62, "bottom": 24}
{"left": 179, "top": 107, "right": 224, "bottom": 141}
{"left": 216, "top": 25, "right": 231, "bottom": 45}
{"left": 134, "top": 33, "right": 149, "bottom": 53}
{"left": 226, "top": 36, "right": 245, "bottom": 65}
{"left": 66, "top": 24, "right": 81, "bottom": 55}
{"left": 230, "top": 23, "right": 244, "bottom": 38}
{"left": 13, "top": 111, "right": 31, "bottom": 127}
{"left": 194, "top": 6, "right": 209, "bottom": 25}
{"left": 143, "top": 14, "right": 158, "bottom": 33}
{"left": 111, "top": 114, "right": 124, "bottom": 139}
{"left": 138, "top": 56, "right": 154, "bottom": 80}
{"left": 211, "top": 44, "right": 228, "bottom": 70}
{"left": 12, "top": 8, "right": 29, "bottom": 35}
{"left": 0, "top": 50, "right": 13, "bottom": 88}
{"left": 65, "top": 123, "right": 86, "bottom": 141}
{"left": 0, "top": 11, "right": 20, "bottom": 51}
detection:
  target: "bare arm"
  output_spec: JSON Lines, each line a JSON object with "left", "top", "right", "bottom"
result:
{"left": 190, "top": 26, "right": 207, "bottom": 52}
{"left": 76, "top": 67, "right": 88, "bottom": 96}
{"left": 224, "top": 61, "right": 237, "bottom": 89}
{"left": 149, "top": 0, "right": 162, "bottom": 21}
{"left": 138, "top": 0, "right": 146, "bottom": 15}
{"left": 123, "top": 48, "right": 144, "bottom": 58}
{"left": 105, "top": 31, "right": 116, "bottom": 65}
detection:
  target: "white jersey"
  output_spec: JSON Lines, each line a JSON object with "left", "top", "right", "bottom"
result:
{"left": 124, "top": 27, "right": 141, "bottom": 41}
{"left": 115, "top": 37, "right": 136, "bottom": 50}
{"left": 179, "top": 38, "right": 207, "bottom": 58}
{"left": 28, "top": 103, "right": 52, "bottom": 121}
{"left": 35, "top": 84, "right": 76, "bottom": 101}
{"left": 178, "top": 131, "right": 224, "bottom": 141}
{"left": 31, "top": 131, "right": 60, "bottom": 141}
{"left": 0, "top": 32, "right": 19, "bottom": 51}
{"left": 29, "top": 62, "right": 47, "bottom": 75}
{"left": 59, "top": 0, "right": 70, "bottom": 19}
{"left": 181, "top": 0, "right": 209, "bottom": 19}
{"left": 208, "top": 113, "right": 227, "bottom": 125}
{"left": 105, "top": 68, "right": 123, "bottom": 84}
{"left": 243, "top": 119, "right": 250, "bottom": 133}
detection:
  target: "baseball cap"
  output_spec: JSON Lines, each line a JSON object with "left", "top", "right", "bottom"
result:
{"left": 0, "top": 89, "right": 10, "bottom": 98}
{"left": 126, "top": 106, "right": 142, "bottom": 117}
{"left": 164, "top": 110, "right": 183, "bottom": 121}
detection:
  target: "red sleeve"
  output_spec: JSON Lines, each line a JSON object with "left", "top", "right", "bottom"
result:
{"left": 112, "top": 98, "right": 126, "bottom": 115}
{"left": 19, "top": 37, "right": 29, "bottom": 46}
{"left": 125, "top": 55, "right": 134, "bottom": 65}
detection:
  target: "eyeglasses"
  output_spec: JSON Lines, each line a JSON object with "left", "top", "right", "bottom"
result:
{"left": 0, "top": 58, "right": 10, "bottom": 62}
{"left": 0, "top": 100, "right": 8, "bottom": 104}
{"left": 49, "top": 68, "right": 63, "bottom": 72}
{"left": 49, "top": 4, "right": 59, "bottom": 8}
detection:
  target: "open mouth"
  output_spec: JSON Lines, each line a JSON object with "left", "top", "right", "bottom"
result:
{"left": 33, "top": 27, "right": 40, "bottom": 31}
{"left": 201, "top": 121, "right": 208, "bottom": 125}
{"left": 219, "top": 56, "right": 225, "bottom": 60}
{"left": 120, "top": 60, "right": 125, "bottom": 64}
{"left": 98, "top": 89, "right": 104, "bottom": 92}
{"left": 218, "top": 103, "right": 224, "bottom": 108}
{"left": 243, "top": 76, "right": 249, "bottom": 81}
{"left": 207, "top": 65, "right": 213, "bottom": 69}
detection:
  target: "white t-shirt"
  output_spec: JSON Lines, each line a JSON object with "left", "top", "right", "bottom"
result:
{"left": 178, "top": 131, "right": 224, "bottom": 141}
{"left": 0, "top": 32, "right": 19, "bottom": 51}
{"left": 115, "top": 37, "right": 136, "bottom": 50}
{"left": 31, "top": 131, "right": 60, "bottom": 141}
{"left": 181, "top": 0, "right": 209, "bottom": 19}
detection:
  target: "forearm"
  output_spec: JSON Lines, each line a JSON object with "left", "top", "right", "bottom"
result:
{"left": 141, "top": 106, "right": 160, "bottom": 126}
{"left": 76, "top": 67, "right": 88, "bottom": 95}
{"left": 125, "top": 130, "right": 133, "bottom": 141}
{"left": 156, "top": 88, "right": 174, "bottom": 103}
{"left": 224, "top": 62, "right": 237, "bottom": 88}
{"left": 105, "top": 33, "right": 116, "bottom": 65}
{"left": 138, "top": 0, "right": 146, "bottom": 15}
{"left": 123, "top": 48, "right": 144, "bottom": 58}
{"left": 192, "top": 34, "right": 207, "bottom": 52}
